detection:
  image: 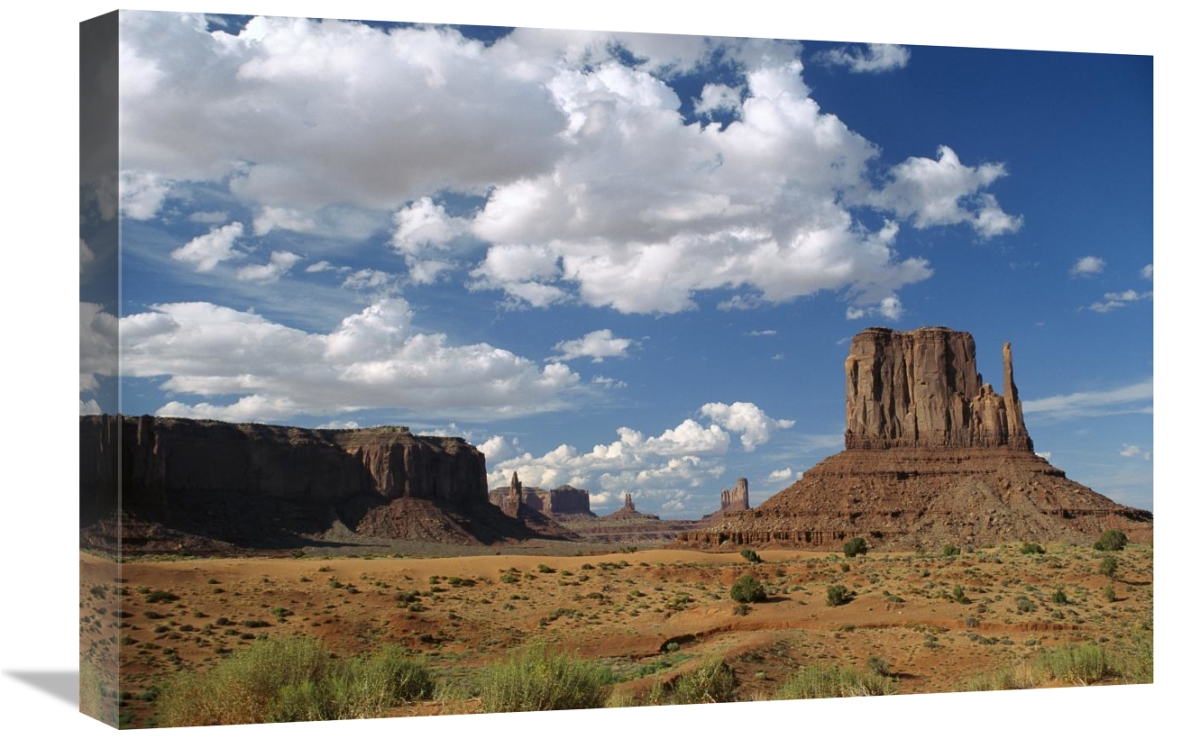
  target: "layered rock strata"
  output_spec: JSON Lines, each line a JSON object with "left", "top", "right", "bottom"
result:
{"left": 80, "top": 415, "right": 564, "bottom": 551}
{"left": 681, "top": 327, "right": 1152, "bottom": 550}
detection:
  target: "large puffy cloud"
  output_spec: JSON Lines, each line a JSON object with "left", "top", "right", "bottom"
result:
{"left": 118, "top": 12, "right": 566, "bottom": 218}
{"left": 118, "top": 15, "right": 1017, "bottom": 317}
{"left": 117, "top": 298, "right": 582, "bottom": 422}
{"left": 866, "top": 146, "right": 1022, "bottom": 236}
{"left": 699, "top": 401, "right": 795, "bottom": 451}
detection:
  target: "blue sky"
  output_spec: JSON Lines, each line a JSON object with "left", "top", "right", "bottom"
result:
{"left": 79, "top": 12, "right": 1153, "bottom": 517}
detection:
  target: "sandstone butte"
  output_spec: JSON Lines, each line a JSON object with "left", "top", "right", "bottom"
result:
{"left": 79, "top": 415, "right": 569, "bottom": 553}
{"left": 679, "top": 326, "right": 1153, "bottom": 551}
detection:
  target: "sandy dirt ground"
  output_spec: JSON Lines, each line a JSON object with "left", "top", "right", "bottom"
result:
{"left": 80, "top": 542, "right": 1152, "bottom": 727}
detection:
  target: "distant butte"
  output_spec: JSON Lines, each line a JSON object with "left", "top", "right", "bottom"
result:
{"left": 680, "top": 327, "right": 1152, "bottom": 550}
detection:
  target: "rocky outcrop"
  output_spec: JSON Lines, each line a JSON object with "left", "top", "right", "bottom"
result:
{"left": 80, "top": 415, "right": 565, "bottom": 551}
{"left": 721, "top": 479, "right": 750, "bottom": 512}
{"left": 607, "top": 493, "right": 660, "bottom": 520}
{"left": 844, "top": 327, "right": 1032, "bottom": 451}
{"left": 680, "top": 327, "right": 1152, "bottom": 550}
{"left": 488, "top": 483, "right": 594, "bottom": 517}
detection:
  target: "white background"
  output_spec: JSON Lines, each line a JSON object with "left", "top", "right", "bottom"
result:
{"left": 0, "top": 1, "right": 1189, "bottom": 737}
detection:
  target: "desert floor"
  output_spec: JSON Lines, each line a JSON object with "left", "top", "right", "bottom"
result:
{"left": 80, "top": 541, "right": 1152, "bottom": 727}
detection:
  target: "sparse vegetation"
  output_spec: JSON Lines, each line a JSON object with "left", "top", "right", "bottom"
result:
{"left": 843, "top": 537, "right": 868, "bottom": 558}
{"left": 1020, "top": 543, "right": 1045, "bottom": 555}
{"left": 1099, "top": 555, "right": 1119, "bottom": 580}
{"left": 740, "top": 549, "right": 763, "bottom": 564}
{"left": 826, "top": 584, "right": 850, "bottom": 606}
{"left": 941, "top": 544, "right": 961, "bottom": 557}
{"left": 670, "top": 657, "right": 737, "bottom": 704}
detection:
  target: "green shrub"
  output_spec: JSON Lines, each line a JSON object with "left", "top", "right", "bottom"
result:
{"left": 952, "top": 585, "right": 970, "bottom": 604}
{"left": 144, "top": 590, "right": 179, "bottom": 604}
{"left": 1020, "top": 543, "right": 1045, "bottom": 555}
{"left": 476, "top": 644, "right": 611, "bottom": 712}
{"left": 826, "top": 585, "right": 850, "bottom": 607}
{"left": 740, "top": 549, "right": 762, "bottom": 564}
{"left": 670, "top": 657, "right": 737, "bottom": 704}
{"left": 773, "top": 664, "right": 895, "bottom": 699}
{"left": 1051, "top": 587, "right": 1068, "bottom": 605}
{"left": 941, "top": 544, "right": 961, "bottom": 557}
{"left": 1099, "top": 556, "right": 1119, "bottom": 579}
{"left": 730, "top": 575, "right": 767, "bottom": 604}
{"left": 843, "top": 537, "right": 868, "bottom": 558}
{"left": 1103, "top": 585, "right": 1116, "bottom": 602}
{"left": 1094, "top": 530, "right": 1128, "bottom": 552}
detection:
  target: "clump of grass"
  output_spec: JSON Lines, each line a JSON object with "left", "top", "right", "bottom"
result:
{"left": 1099, "top": 555, "right": 1119, "bottom": 580}
{"left": 1020, "top": 542, "right": 1045, "bottom": 555}
{"left": 476, "top": 643, "right": 611, "bottom": 712}
{"left": 941, "top": 544, "right": 961, "bottom": 557}
{"left": 156, "top": 636, "right": 434, "bottom": 726}
{"left": 670, "top": 657, "right": 737, "bottom": 704}
{"left": 956, "top": 638, "right": 1150, "bottom": 692}
{"left": 773, "top": 664, "right": 895, "bottom": 700}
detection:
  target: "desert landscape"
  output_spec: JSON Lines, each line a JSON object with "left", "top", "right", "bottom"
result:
{"left": 79, "top": 327, "right": 1153, "bottom": 729}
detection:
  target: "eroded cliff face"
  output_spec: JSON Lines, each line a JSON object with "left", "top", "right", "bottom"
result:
{"left": 844, "top": 327, "right": 1032, "bottom": 451}
{"left": 487, "top": 484, "right": 593, "bottom": 517}
{"left": 80, "top": 415, "right": 552, "bottom": 550}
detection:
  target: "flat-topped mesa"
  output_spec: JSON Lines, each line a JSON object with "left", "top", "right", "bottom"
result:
{"left": 844, "top": 327, "right": 1033, "bottom": 451}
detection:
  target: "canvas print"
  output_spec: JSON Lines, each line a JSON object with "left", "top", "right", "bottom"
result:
{"left": 79, "top": 9, "right": 1153, "bottom": 729}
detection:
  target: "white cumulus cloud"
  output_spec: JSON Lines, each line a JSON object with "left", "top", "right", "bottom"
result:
{"left": 171, "top": 222, "right": 245, "bottom": 272}
{"left": 767, "top": 467, "right": 794, "bottom": 482}
{"left": 236, "top": 251, "right": 302, "bottom": 284}
{"left": 1024, "top": 380, "right": 1153, "bottom": 421}
{"left": 551, "top": 329, "right": 634, "bottom": 363}
{"left": 119, "top": 298, "right": 582, "bottom": 423}
{"left": 1070, "top": 255, "right": 1106, "bottom": 277}
{"left": 699, "top": 401, "right": 796, "bottom": 451}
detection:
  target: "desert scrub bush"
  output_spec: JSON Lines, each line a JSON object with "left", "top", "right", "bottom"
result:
{"left": 1051, "top": 587, "right": 1068, "bottom": 605}
{"left": 730, "top": 575, "right": 767, "bottom": 604}
{"left": 941, "top": 544, "right": 961, "bottom": 557}
{"left": 826, "top": 585, "right": 850, "bottom": 607}
{"left": 144, "top": 590, "right": 179, "bottom": 604}
{"left": 1099, "top": 555, "right": 1119, "bottom": 579}
{"left": 1020, "top": 542, "right": 1045, "bottom": 555}
{"left": 1094, "top": 529, "right": 1128, "bottom": 551}
{"left": 156, "top": 636, "right": 433, "bottom": 726}
{"left": 476, "top": 643, "right": 612, "bottom": 712}
{"left": 773, "top": 665, "right": 895, "bottom": 699}
{"left": 740, "top": 548, "right": 763, "bottom": 564}
{"left": 952, "top": 585, "right": 970, "bottom": 604}
{"left": 1103, "top": 585, "right": 1117, "bottom": 602}
{"left": 670, "top": 657, "right": 738, "bottom": 704}
{"left": 843, "top": 537, "right": 868, "bottom": 558}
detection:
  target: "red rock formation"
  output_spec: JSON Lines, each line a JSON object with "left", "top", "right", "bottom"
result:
{"left": 488, "top": 484, "right": 594, "bottom": 517}
{"left": 844, "top": 327, "right": 1032, "bottom": 451}
{"left": 721, "top": 478, "right": 750, "bottom": 512}
{"left": 80, "top": 415, "right": 565, "bottom": 551}
{"left": 607, "top": 493, "right": 660, "bottom": 520}
{"left": 680, "top": 327, "right": 1151, "bottom": 550}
